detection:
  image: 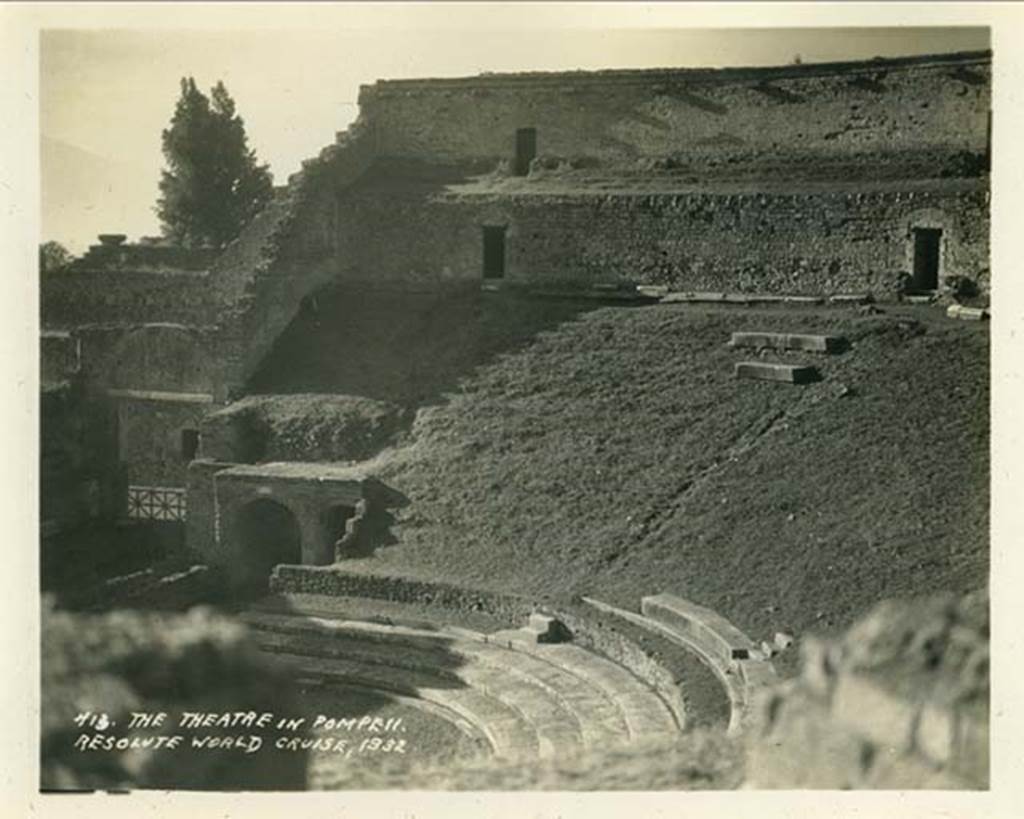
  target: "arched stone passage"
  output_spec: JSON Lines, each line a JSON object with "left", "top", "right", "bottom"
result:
{"left": 231, "top": 498, "right": 302, "bottom": 594}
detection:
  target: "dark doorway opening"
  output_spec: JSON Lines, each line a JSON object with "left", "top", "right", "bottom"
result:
{"left": 482, "top": 226, "right": 507, "bottom": 279}
{"left": 233, "top": 499, "right": 301, "bottom": 594}
{"left": 181, "top": 428, "right": 200, "bottom": 461}
{"left": 514, "top": 128, "right": 537, "bottom": 176}
{"left": 912, "top": 227, "right": 942, "bottom": 291}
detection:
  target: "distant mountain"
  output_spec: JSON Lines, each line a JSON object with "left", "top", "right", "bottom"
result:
{"left": 41, "top": 136, "right": 162, "bottom": 254}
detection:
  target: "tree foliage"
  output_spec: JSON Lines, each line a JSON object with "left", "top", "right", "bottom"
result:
{"left": 157, "top": 78, "right": 273, "bottom": 248}
{"left": 39, "top": 241, "right": 74, "bottom": 274}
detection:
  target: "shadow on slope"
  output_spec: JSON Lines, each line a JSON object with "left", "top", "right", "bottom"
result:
{"left": 245, "top": 286, "right": 608, "bottom": 410}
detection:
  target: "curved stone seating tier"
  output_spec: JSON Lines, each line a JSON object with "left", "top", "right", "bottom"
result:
{"left": 522, "top": 643, "right": 680, "bottom": 740}
{"left": 581, "top": 594, "right": 777, "bottom": 735}
{"left": 269, "top": 651, "right": 539, "bottom": 760}
{"left": 243, "top": 608, "right": 681, "bottom": 761}
{"left": 297, "top": 677, "right": 493, "bottom": 755}
{"left": 257, "top": 629, "right": 585, "bottom": 757}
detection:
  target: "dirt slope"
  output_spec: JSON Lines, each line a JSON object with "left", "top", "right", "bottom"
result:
{"left": 342, "top": 302, "right": 987, "bottom": 673}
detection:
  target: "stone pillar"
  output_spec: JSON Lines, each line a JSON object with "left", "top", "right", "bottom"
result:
{"left": 296, "top": 503, "right": 334, "bottom": 567}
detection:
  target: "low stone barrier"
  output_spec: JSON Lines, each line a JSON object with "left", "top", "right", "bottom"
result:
{"left": 270, "top": 565, "right": 535, "bottom": 625}
{"left": 661, "top": 291, "right": 858, "bottom": 306}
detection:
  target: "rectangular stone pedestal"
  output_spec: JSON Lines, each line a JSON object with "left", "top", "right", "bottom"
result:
{"left": 731, "top": 331, "right": 843, "bottom": 353}
{"left": 735, "top": 361, "right": 820, "bottom": 384}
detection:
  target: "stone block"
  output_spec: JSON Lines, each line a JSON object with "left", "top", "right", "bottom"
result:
{"left": 950, "top": 700, "right": 989, "bottom": 786}
{"left": 946, "top": 304, "right": 989, "bottom": 321}
{"left": 774, "top": 631, "right": 795, "bottom": 650}
{"left": 916, "top": 701, "right": 955, "bottom": 766}
{"left": 831, "top": 672, "right": 916, "bottom": 753}
{"left": 734, "top": 361, "right": 820, "bottom": 384}
{"left": 800, "top": 636, "right": 837, "bottom": 700}
{"left": 730, "top": 331, "right": 843, "bottom": 353}
{"left": 745, "top": 694, "right": 867, "bottom": 789}
{"left": 861, "top": 752, "right": 963, "bottom": 789}
{"left": 828, "top": 293, "right": 873, "bottom": 305}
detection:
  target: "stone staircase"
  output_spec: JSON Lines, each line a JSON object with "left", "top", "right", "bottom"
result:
{"left": 241, "top": 599, "right": 682, "bottom": 762}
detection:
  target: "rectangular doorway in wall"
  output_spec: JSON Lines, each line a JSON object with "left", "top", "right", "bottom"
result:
{"left": 912, "top": 227, "right": 942, "bottom": 291}
{"left": 482, "top": 226, "right": 506, "bottom": 279}
{"left": 181, "top": 428, "right": 200, "bottom": 461}
{"left": 514, "top": 128, "right": 537, "bottom": 176}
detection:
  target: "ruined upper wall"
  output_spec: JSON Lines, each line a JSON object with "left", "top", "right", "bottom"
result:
{"left": 360, "top": 51, "right": 990, "bottom": 175}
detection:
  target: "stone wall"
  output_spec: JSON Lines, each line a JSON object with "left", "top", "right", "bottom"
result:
{"left": 41, "top": 270, "right": 216, "bottom": 328}
{"left": 70, "top": 237, "right": 218, "bottom": 274}
{"left": 78, "top": 324, "right": 221, "bottom": 394}
{"left": 330, "top": 181, "right": 989, "bottom": 294}
{"left": 116, "top": 398, "right": 210, "bottom": 486}
{"left": 68, "top": 324, "right": 224, "bottom": 488}
{"left": 362, "top": 52, "right": 989, "bottom": 174}
{"left": 41, "top": 383, "right": 122, "bottom": 531}
{"left": 40, "top": 331, "right": 80, "bottom": 388}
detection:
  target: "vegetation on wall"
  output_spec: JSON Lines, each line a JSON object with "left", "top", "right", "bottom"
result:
{"left": 39, "top": 240, "right": 74, "bottom": 274}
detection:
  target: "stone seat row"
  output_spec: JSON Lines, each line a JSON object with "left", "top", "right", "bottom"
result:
{"left": 242, "top": 607, "right": 681, "bottom": 761}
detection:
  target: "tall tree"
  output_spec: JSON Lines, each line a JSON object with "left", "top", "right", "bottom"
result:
{"left": 157, "top": 78, "right": 273, "bottom": 248}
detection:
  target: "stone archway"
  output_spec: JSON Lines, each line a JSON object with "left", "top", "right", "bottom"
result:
{"left": 230, "top": 498, "right": 302, "bottom": 594}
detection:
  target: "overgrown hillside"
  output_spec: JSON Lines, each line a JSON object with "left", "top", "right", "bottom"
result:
{"left": 341, "top": 302, "right": 988, "bottom": 673}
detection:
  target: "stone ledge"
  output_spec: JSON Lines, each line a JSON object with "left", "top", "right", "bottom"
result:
{"left": 730, "top": 331, "right": 844, "bottom": 353}
{"left": 586, "top": 594, "right": 775, "bottom": 736}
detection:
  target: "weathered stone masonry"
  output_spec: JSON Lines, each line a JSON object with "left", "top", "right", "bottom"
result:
{"left": 361, "top": 52, "right": 989, "bottom": 175}
{"left": 330, "top": 182, "right": 989, "bottom": 293}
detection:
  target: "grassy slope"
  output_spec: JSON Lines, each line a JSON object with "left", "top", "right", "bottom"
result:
{"left": 344, "top": 303, "right": 988, "bottom": 673}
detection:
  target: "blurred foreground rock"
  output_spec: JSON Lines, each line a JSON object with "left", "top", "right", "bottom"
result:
{"left": 40, "top": 598, "right": 308, "bottom": 790}
{"left": 745, "top": 590, "right": 988, "bottom": 789}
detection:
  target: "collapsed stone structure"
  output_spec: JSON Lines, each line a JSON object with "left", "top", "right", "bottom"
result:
{"left": 41, "top": 50, "right": 991, "bottom": 591}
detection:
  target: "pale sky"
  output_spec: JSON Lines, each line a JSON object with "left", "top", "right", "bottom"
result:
{"left": 41, "top": 24, "right": 989, "bottom": 252}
